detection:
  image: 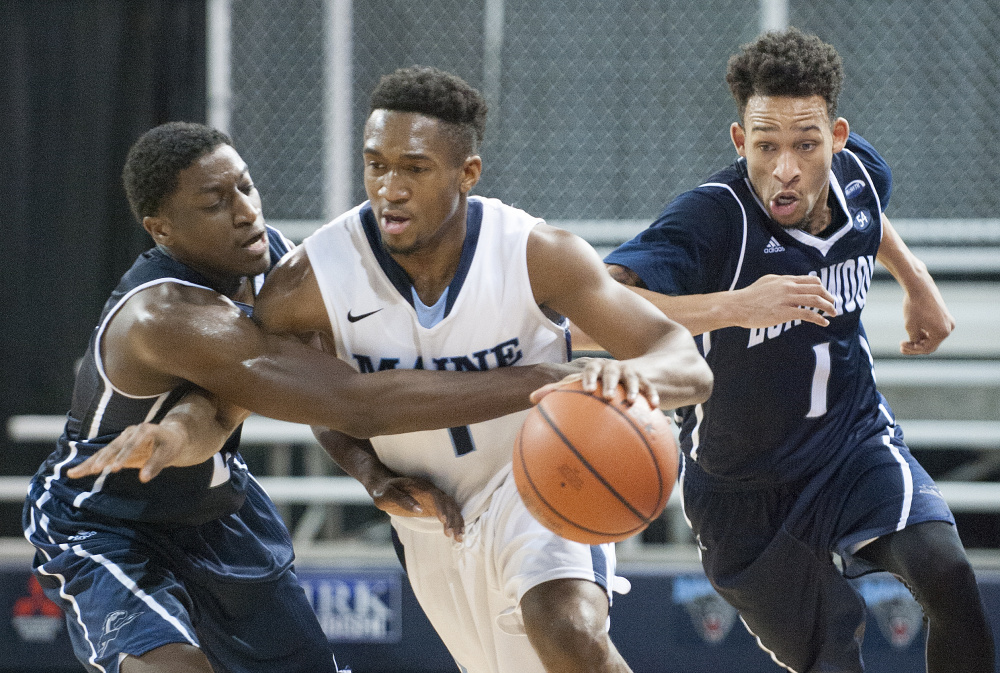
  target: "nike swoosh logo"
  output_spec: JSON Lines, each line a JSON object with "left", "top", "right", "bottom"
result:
{"left": 347, "top": 308, "right": 383, "bottom": 323}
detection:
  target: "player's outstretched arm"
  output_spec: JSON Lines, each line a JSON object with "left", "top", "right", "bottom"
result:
{"left": 606, "top": 264, "right": 838, "bottom": 336}
{"left": 876, "top": 214, "right": 955, "bottom": 354}
{"left": 527, "top": 224, "right": 713, "bottom": 410}
{"left": 67, "top": 389, "right": 249, "bottom": 481}
{"left": 106, "top": 257, "right": 576, "bottom": 440}
{"left": 312, "top": 426, "right": 464, "bottom": 540}
{"left": 248, "top": 247, "right": 581, "bottom": 437}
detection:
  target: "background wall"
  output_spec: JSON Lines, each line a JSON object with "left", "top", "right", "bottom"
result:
{"left": 0, "top": 0, "right": 207, "bottom": 530}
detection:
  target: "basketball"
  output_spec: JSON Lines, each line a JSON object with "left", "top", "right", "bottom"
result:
{"left": 513, "top": 379, "right": 679, "bottom": 545}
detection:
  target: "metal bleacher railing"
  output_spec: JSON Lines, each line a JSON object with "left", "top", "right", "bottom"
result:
{"left": 5, "top": 218, "right": 1000, "bottom": 559}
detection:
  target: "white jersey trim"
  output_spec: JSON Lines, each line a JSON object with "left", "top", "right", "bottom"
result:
{"left": 92, "top": 278, "right": 216, "bottom": 401}
{"left": 700, "top": 182, "right": 748, "bottom": 292}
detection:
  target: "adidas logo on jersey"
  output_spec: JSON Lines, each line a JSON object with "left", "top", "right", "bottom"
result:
{"left": 763, "top": 236, "right": 785, "bottom": 253}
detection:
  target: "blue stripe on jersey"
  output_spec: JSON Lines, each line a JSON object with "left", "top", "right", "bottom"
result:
{"left": 359, "top": 200, "right": 483, "bottom": 319}
{"left": 590, "top": 544, "right": 609, "bottom": 589}
{"left": 444, "top": 200, "right": 482, "bottom": 316}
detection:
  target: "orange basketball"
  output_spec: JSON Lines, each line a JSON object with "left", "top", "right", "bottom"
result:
{"left": 513, "top": 379, "right": 678, "bottom": 545}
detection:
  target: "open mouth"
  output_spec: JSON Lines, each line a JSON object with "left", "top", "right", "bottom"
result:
{"left": 770, "top": 194, "right": 799, "bottom": 218}
{"left": 381, "top": 213, "right": 411, "bottom": 235}
{"left": 242, "top": 230, "right": 268, "bottom": 253}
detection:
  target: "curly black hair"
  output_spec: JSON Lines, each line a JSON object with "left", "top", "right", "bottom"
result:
{"left": 122, "top": 121, "right": 232, "bottom": 222}
{"left": 726, "top": 28, "right": 844, "bottom": 124}
{"left": 369, "top": 66, "right": 487, "bottom": 160}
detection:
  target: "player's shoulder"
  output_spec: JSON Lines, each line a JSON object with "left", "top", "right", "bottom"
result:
{"left": 836, "top": 132, "right": 892, "bottom": 204}
{"left": 299, "top": 204, "right": 370, "bottom": 269}
{"left": 105, "top": 280, "right": 245, "bottom": 364}
{"left": 264, "top": 243, "right": 313, "bottom": 287}
{"left": 652, "top": 173, "right": 750, "bottom": 239}
{"left": 127, "top": 280, "right": 239, "bottom": 324}
{"left": 472, "top": 195, "right": 545, "bottom": 228}
{"left": 527, "top": 219, "right": 590, "bottom": 255}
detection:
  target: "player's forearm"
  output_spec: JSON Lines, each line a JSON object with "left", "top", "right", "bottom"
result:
{"left": 226, "top": 338, "right": 575, "bottom": 437}
{"left": 626, "top": 285, "right": 743, "bottom": 336}
{"left": 877, "top": 216, "right": 933, "bottom": 292}
{"left": 312, "top": 427, "right": 390, "bottom": 493}
{"left": 157, "top": 392, "right": 250, "bottom": 466}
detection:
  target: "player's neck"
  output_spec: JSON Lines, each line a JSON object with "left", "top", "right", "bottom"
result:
{"left": 396, "top": 246, "right": 463, "bottom": 306}
{"left": 390, "top": 206, "right": 468, "bottom": 306}
{"left": 159, "top": 244, "right": 254, "bottom": 302}
{"left": 228, "top": 276, "right": 257, "bottom": 305}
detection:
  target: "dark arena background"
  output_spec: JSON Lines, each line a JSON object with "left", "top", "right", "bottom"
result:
{"left": 3, "top": 1, "right": 999, "bottom": 671}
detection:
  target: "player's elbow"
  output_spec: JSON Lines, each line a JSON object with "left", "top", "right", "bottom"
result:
{"left": 658, "top": 326, "right": 713, "bottom": 405}
{"left": 670, "top": 351, "right": 713, "bottom": 407}
{"left": 690, "top": 357, "right": 714, "bottom": 404}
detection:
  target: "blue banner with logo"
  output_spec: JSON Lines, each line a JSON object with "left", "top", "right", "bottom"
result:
{"left": 2, "top": 562, "right": 999, "bottom": 672}
{"left": 297, "top": 569, "right": 403, "bottom": 644}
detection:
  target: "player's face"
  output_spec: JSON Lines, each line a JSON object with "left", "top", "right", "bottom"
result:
{"left": 144, "top": 144, "right": 270, "bottom": 289}
{"left": 731, "top": 94, "right": 849, "bottom": 233}
{"left": 363, "top": 110, "right": 481, "bottom": 256}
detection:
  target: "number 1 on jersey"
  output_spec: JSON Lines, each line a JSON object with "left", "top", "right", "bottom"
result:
{"left": 806, "top": 342, "right": 831, "bottom": 418}
{"left": 449, "top": 426, "right": 476, "bottom": 456}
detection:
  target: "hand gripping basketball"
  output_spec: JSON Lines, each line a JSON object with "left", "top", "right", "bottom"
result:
{"left": 513, "top": 380, "right": 678, "bottom": 544}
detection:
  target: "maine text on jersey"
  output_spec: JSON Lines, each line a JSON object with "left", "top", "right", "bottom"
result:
{"left": 353, "top": 337, "right": 523, "bottom": 372}
{"left": 748, "top": 254, "right": 875, "bottom": 348}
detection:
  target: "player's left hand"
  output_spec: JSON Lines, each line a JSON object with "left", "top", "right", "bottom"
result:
{"left": 900, "top": 282, "right": 955, "bottom": 355}
{"left": 66, "top": 422, "right": 186, "bottom": 483}
{"left": 530, "top": 357, "right": 659, "bottom": 408}
{"left": 370, "top": 476, "right": 466, "bottom": 541}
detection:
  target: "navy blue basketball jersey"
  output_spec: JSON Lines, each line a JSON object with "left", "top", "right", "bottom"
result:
{"left": 607, "top": 134, "right": 894, "bottom": 483}
{"left": 31, "top": 225, "right": 293, "bottom": 526}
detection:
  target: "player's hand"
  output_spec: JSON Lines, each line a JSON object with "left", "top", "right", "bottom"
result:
{"left": 530, "top": 357, "right": 658, "bottom": 408}
{"left": 369, "top": 476, "right": 465, "bottom": 541}
{"left": 732, "top": 274, "right": 838, "bottom": 328}
{"left": 66, "top": 422, "right": 186, "bottom": 483}
{"left": 900, "top": 282, "right": 955, "bottom": 355}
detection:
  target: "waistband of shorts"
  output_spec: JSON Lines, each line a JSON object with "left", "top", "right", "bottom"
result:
{"left": 683, "top": 456, "right": 811, "bottom": 493}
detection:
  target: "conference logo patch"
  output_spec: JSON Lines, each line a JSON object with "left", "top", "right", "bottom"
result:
{"left": 673, "top": 575, "right": 737, "bottom": 644}
{"left": 844, "top": 180, "right": 866, "bottom": 199}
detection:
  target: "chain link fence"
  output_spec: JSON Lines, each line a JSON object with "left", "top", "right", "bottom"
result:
{"left": 791, "top": 0, "right": 1000, "bottom": 220}
{"left": 229, "top": 0, "right": 327, "bottom": 221}
{"left": 226, "top": 0, "right": 999, "bottom": 227}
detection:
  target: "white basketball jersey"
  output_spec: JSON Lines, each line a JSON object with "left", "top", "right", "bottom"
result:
{"left": 304, "top": 196, "right": 570, "bottom": 521}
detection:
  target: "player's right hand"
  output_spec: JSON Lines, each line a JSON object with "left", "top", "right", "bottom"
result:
{"left": 66, "top": 422, "right": 185, "bottom": 483}
{"left": 369, "top": 476, "right": 465, "bottom": 541}
{"left": 733, "top": 274, "right": 838, "bottom": 328}
{"left": 531, "top": 357, "right": 659, "bottom": 408}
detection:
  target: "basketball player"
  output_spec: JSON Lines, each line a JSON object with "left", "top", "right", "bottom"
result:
{"left": 275, "top": 66, "right": 713, "bottom": 673}
{"left": 22, "top": 122, "right": 609, "bottom": 673}
{"left": 604, "top": 29, "right": 995, "bottom": 673}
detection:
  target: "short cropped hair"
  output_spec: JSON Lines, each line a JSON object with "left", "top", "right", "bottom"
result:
{"left": 123, "top": 121, "right": 232, "bottom": 221}
{"left": 726, "top": 28, "right": 844, "bottom": 124}
{"left": 369, "top": 66, "right": 487, "bottom": 160}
